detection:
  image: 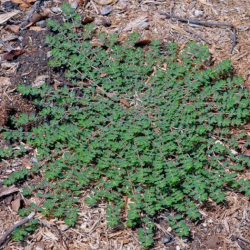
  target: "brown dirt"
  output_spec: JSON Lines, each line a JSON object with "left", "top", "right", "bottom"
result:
{"left": 1, "top": 0, "right": 250, "bottom": 249}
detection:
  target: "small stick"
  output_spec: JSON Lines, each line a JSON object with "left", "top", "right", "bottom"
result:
{"left": 230, "top": 27, "right": 237, "bottom": 55}
{"left": 159, "top": 12, "right": 237, "bottom": 54}
{"left": 0, "top": 212, "right": 35, "bottom": 246}
{"left": 159, "top": 12, "right": 234, "bottom": 28}
{"left": 54, "top": 223, "right": 70, "bottom": 250}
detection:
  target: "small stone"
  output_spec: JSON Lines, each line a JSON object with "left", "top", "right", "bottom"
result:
{"left": 70, "top": 1, "right": 78, "bottom": 9}
{"left": 31, "top": 157, "right": 38, "bottom": 163}
{"left": 237, "top": 26, "right": 249, "bottom": 31}
{"left": 80, "top": 222, "right": 88, "bottom": 231}
{"left": 101, "top": 5, "right": 113, "bottom": 16}
{"left": 181, "top": 237, "right": 188, "bottom": 243}
{"left": 2, "top": 1, "right": 19, "bottom": 12}
{"left": 101, "top": 19, "right": 112, "bottom": 27}
{"left": 59, "top": 224, "right": 70, "bottom": 231}
{"left": 51, "top": 7, "right": 61, "bottom": 13}
{"left": 36, "top": 20, "right": 46, "bottom": 28}
{"left": 231, "top": 149, "right": 237, "bottom": 155}
{"left": 208, "top": 219, "right": 213, "bottom": 223}
{"left": 11, "top": 162, "right": 21, "bottom": 167}
{"left": 32, "top": 75, "right": 49, "bottom": 88}
{"left": 194, "top": 10, "right": 203, "bottom": 17}
{"left": 47, "top": 51, "right": 52, "bottom": 58}
{"left": 162, "top": 235, "right": 172, "bottom": 244}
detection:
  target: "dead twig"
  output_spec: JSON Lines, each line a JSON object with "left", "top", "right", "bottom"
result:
{"left": 0, "top": 212, "right": 35, "bottom": 246}
{"left": 230, "top": 27, "right": 237, "bottom": 54}
{"left": 159, "top": 12, "right": 234, "bottom": 28}
{"left": 54, "top": 224, "right": 70, "bottom": 250}
{"left": 159, "top": 12, "right": 238, "bottom": 54}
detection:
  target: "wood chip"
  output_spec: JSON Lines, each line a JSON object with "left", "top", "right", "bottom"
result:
{"left": 135, "top": 39, "right": 152, "bottom": 46}
{"left": 22, "top": 160, "right": 31, "bottom": 169}
{"left": 170, "top": 24, "right": 187, "bottom": 34}
{"left": 198, "top": 0, "right": 212, "bottom": 6}
{"left": 11, "top": 197, "right": 21, "bottom": 212}
{"left": 0, "top": 77, "right": 12, "bottom": 87}
{"left": 5, "top": 25, "right": 19, "bottom": 34}
{"left": 223, "top": 219, "right": 230, "bottom": 233}
{"left": 83, "top": 16, "right": 94, "bottom": 24}
{"left": 43, "top": 230, "right": 58, "bottom": 241}
{"left": 32, "top": 75, "right": 49, "bottom": 88}
{"left": 0, "top": 186, "right": 19, "bottom": 198}
{"left": 91, "top": 41, "right": 104, "bottom": 47}
{"left": 0, "top": 10, "right": 20, "bottom": 25}
{"left": 108, "top": 231, "right": 123, "bottom": 238}
{"left": 120, "top": 98, "right": 130, "bottom": 108}
{"left": 123, "top": 13, "right": 148, "bottom": 31}
{"left": 100, "top": 73, "right": 109, "bottom": 78}
{"left": 3, "top": 49, "right": 23, "bottom": 61}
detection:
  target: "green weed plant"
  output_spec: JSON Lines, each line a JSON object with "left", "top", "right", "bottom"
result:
{"left": 2, "top": 3, "right": 250, "bottom": 246}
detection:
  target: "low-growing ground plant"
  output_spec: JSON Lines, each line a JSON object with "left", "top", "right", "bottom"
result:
{"left": 2, "top": 3, "right": 250, "bottom": 247}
